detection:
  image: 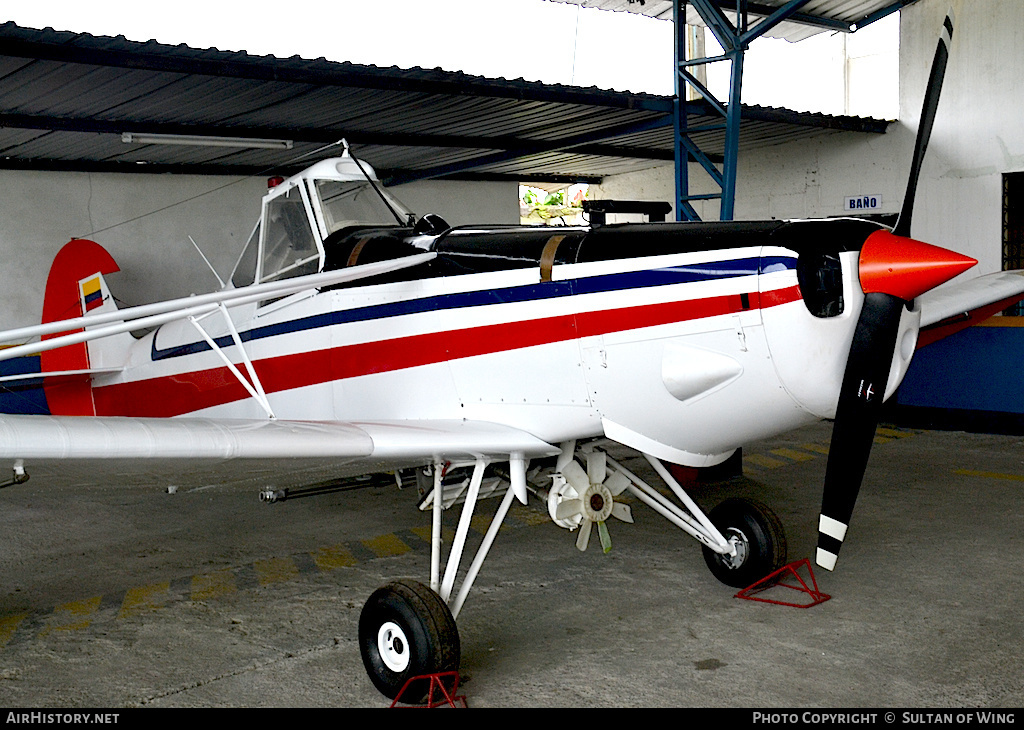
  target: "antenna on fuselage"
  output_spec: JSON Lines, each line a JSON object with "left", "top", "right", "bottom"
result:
{"left": 187, "top": 235, "right": 226, "bottom": 289}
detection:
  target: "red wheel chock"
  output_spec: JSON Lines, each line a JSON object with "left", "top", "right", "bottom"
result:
{"left": 735, "top": 558, "right": 831, "bottom": 608}
{"left": 390, "top": 671, "right": 467, "bottom": 708}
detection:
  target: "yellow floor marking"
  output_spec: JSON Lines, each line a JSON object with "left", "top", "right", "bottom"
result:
{"left": 471, "top": 513, "right": 496, "bottom": 533}
{"left": 191, "top": 570, "right": 237, "bottom": 600}
{"left": 954, "top": 468, "right": 1024, "bottom": 482}
{"left": 744, "top": 454, "right": 787, "bottom": 469}
{"left": 362, "top": 533, "right": 411, "bottom": 558}
{"left": 409, "top": 525, "right": 432, "bottom": 542}
{"left": 409, "top": 525, "right": 459, "bottom": 543}
{"left": 40, "top": 596, "right": 102, "bottom": 635}
{"left": 873, "top": 436, "right": 894, "bottom": 444}
{"left": 312, "top": 544, "right": 358, "bottom": 571}
{"left": 770, "top": 448, "right": 815, "bottom": 462}
{"left": 876, "top": 427, "right": 914, "bottom": 438}
{"left": 119, "top": 582, "right": 171, "bottom": 618}
{"left": 0, "top": 613, "right": 28, "bottom": 649}
{"left": 254, "top": 557, "right": 300, "bottom": 586}
{"left": 800, "top": 443, "right": 831, "bottom": 455}
{"left": 511, "top": 503, "right": 551, "bottom": 526}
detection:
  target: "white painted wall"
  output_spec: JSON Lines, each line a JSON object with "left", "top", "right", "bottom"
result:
{"left": 595, "top": 0, "right": 1022, "bottom": 283}
{"left": 592, "top": 128, "right": 903, "bottom": 224}
{"left": 900, "top": 0, "right": 1024, "bottom": 277}
{"left": 0, "top": 170, "right": 516, "bottom": 330}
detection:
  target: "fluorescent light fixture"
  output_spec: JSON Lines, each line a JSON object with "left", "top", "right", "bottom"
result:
{"left": 121, "top": 132, "right": 293, "bottom": 150}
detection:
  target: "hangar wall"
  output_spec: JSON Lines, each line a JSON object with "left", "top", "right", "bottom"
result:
{"left": 0, "top": 170, "right": 516, "bottom": 330}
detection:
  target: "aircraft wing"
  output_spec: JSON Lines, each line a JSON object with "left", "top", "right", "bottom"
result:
{"left": 916, "top": 270, "right": 1024, "bottom": 347}
{"left": 0, "top": 414, "right": 559, "bottom": 489}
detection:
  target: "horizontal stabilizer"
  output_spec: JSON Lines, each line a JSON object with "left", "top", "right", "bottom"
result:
{"left": 0, "top": 367, "right": 123, "bottom": 384}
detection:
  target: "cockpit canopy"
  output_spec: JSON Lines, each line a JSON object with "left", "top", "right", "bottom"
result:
{"left": 230, "top": 153, "right": 414, "bottom": 288}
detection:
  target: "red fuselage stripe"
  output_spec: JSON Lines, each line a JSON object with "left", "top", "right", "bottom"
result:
{"left": 92, "top": 286, "right": 801, "bottom": 418}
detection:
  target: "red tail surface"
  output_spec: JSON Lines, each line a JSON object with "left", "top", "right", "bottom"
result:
{"left": 40, "top": 239, "right": 120, "bottom": 416}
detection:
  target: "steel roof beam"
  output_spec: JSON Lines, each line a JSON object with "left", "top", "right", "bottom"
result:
{"left": 0, "top": 112, "right": 675, "bottom": 163}
{"left": 382, "top": 115, "right": 674, "bottom": 186}
{"left": 697, "top": 0, "right": 854, "bottom": 33}
{"left": 854, "top": 0, "right": 918, "bottom": 30}
{"left": 0, "top": 26, "right": 671, "bottom": 114}
{"left": 0, "top": 155, "right": 608, "bottom": 185}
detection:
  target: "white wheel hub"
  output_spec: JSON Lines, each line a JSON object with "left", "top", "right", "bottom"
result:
{"left": 377, "top": 621, "right": 411, "bottom": 672}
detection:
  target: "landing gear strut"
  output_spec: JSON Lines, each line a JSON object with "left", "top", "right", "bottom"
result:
{"left": 547, "top": 442, "right": 787, "bottom": 588}
{"left": 359, "top": 454, "right": 531, "bottom": 701}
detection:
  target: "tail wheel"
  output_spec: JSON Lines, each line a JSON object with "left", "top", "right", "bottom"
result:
{"left": 358, "top": 579, "right": 460, "bottom": 702}
{"left": 701, "top": 498, "right": 787, "bottom": 588}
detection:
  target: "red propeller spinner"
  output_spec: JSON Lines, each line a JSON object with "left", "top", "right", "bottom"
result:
{"left": 858, "top": 229, "right": 977, "bottom": 301}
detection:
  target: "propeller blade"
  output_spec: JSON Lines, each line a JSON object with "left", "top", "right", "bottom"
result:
{"left": 555, "top": 499, "right": 584, "bottom": 521}
{"left": 576, "top": 518, "right": 593, "bottom": 551}
{"left": 817, "top": 292, "right": 903, "bottom": 571}
{"left": 817, "top": 233, "right": 974, "bottom": 572}
{"left": 605, "top": 471, "right": 631, "bottom": 497}
{"left": 818, "top": 8, "right": 968, "bottom": 573}
{"left": 561, "top": 460, "right": 590, "bottom": 493}
{"left": 587, "top": 451, "right": 606, "bottom": 485}
{"left": 893, "top": 8, "right": 955, "bottom": 238}
{"left": 598, "top": 521, "right": 612, "bottom": 554}
{"left": 611, "top": 502, "right": 634, "bottom": 524}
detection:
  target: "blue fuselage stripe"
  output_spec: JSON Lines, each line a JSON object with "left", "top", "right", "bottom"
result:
{"left": 151, "top": 256, "right": 795, "bottom": 361}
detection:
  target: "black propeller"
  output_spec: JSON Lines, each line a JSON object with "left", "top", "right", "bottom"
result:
{"left": 816, "top": 8, "right": 973, "bottom": 571}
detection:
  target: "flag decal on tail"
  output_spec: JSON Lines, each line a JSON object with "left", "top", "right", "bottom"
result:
{"left": 81, "top": 277, "right": 103, "bottom": 312}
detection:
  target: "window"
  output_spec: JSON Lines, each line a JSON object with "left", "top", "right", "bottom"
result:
{"left": 260, "top": 186, "right": 320, "bottom": 283}
{"left": 315, "top": 180, "right": 411, "bottom": 233}
{"left": 1003, "top": 173, "right": 1024, "bottom": 315}
{"left": 230, "top": 220, "right": 260, "bottom": 288}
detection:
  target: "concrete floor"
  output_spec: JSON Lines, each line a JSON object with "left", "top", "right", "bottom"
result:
{"left": 0, "top": 420, "right": 1022, "bottom": 708}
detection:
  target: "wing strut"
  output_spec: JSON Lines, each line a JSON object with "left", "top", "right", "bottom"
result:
{"left": 188, "top": 303, "right": 275, "bottom": 419}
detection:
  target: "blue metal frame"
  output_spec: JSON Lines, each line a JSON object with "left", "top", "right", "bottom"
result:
{"left": 673, "top": 0, "right": 915, "bottom": 221}
{"left": 675, "top": 0, "right": 815, "bottom": 221}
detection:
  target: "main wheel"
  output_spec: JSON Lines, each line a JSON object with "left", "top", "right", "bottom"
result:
{"left": 358, "top": 579, "right": 460, "bottom": 702}
{"left": 701, "top": 498, "right": 787, "bottom": 588}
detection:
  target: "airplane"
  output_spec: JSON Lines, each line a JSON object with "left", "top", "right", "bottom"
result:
{"left": 0, "top": 7, "right": 1019, "bottom": 702}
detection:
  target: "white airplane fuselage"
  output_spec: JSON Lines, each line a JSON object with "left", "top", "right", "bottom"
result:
{"left": 85, "top": 220, "right": 922, "bottom": 468}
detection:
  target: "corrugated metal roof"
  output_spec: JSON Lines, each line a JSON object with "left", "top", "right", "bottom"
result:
{"left": 0, "top": 22, "right": 889, "bottom": 186}
{"left": 546, "top": 0, "right": 918, "bottom": 41}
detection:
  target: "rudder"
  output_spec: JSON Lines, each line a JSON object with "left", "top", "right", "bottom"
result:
{"left": 41, "top": 239, "right": 121, "bottom": 415}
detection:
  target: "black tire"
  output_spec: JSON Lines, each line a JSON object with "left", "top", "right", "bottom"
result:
{"left": 358, "top": 579, "right": 460, "bottom": 702}
{"left": 701, "top": 498, "right": 787, "bottom": 588}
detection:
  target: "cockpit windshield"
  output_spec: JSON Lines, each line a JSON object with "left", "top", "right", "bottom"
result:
{"left": 315, "top": 180, "right": 413, "bottom": 233}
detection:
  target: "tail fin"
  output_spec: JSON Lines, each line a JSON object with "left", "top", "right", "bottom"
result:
{"left": 41, "top": 239, "right": 122, "bottom": 415}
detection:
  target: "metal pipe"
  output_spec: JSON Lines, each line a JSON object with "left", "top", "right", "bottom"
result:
{"left": 450, "top": 483, "right": 517, "bottom": 620}
{"left": 430, "top": 463, "right": 443, "bottom": 593}
{"left": 440, "top": 459, "right": 486, "bottom": 602}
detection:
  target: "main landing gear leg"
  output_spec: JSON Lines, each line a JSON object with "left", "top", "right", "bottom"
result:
{"left": 548, "top": 443, "right": 786, "bottom": 587}
{"left": 358, "top": 454, "right": 529, "bottom": 701}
